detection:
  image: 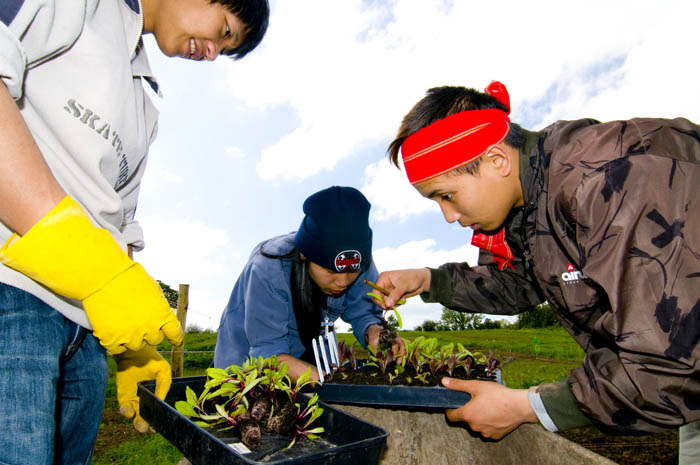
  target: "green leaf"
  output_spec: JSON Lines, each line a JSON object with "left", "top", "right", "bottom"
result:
{"left": 205, "top": 367, "right": 230, "bottom": 380}
{"left": 215, "top": 404, "right": 230, "bottom": 419}
{"left": 284, "top": 437, "right": 297, "bottom": 450}
{"left": 306, "top": 394, "right": 319, "bottom": 407}
{"left": 175, "top": 400, "right": 197, "bottom": 418}
{"left": 240, "top": 377, "right": 262, "bottom": 397}
{"left": 185, "top": 386, "right": 198, "bottom": 406}
{"left": 309, "top": 406, "right": 324, "bottom": 422}
{"left": 232, "top": 404, "right": 247, "bottom": 417}
{"left": 296, "top": 369, "right": 310, "bottom": 387}
{"left": 391, "top": 308, "right": 403, "bottom": 328}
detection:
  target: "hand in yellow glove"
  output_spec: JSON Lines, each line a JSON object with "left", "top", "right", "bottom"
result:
{"left": 0, "top": 196, "right": 183, "bottom": 354}
{"left": 115, "top": 345, "right": 172, "bottom": 433}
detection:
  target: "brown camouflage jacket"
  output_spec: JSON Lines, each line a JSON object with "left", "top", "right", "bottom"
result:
{"left": 424, "top": 117, "right": 700, "bottom": 434}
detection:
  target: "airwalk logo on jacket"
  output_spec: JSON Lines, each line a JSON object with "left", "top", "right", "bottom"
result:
{"left": 561, "top": 264, "right": 588, "bottom": 284}
{"left": 64, "top": 99, "right": 130, "bottom": 189}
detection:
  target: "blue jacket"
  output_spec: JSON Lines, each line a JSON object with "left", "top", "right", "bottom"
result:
{"left": 214, "top": 233, "right": 383, "bottom": 368}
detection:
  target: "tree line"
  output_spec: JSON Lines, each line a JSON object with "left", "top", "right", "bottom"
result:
{"left": 409, "top": 302, "right": 560, "bottom": 331}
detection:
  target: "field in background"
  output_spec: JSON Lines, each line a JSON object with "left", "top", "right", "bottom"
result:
{"left": 93, "top": 328, "right": 677, "bottom": 465}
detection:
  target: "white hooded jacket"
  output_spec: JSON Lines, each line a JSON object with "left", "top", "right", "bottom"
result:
{"left": 0, "top": 0, "right": 160, "bottom": 327}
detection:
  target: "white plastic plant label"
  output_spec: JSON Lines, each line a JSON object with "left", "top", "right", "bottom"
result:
{"left": 228, "top": 442, "right": 251, "bottom": 454}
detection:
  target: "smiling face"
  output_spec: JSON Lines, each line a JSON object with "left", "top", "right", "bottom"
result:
{"left": 306, "top": 261, "right": 361, "bottom": 296}
{"left": 143, "top": 0, "right": 246, "bottom": 61}
{"left": 414, "top": 145, "right": 524, "bottom": 233}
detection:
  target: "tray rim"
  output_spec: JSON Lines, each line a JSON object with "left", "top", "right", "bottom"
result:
{"left": 314, "top": 367, "right": 502, "bottom": 409}
{"left": 314, "top": 382, "right": 472, "bottom": 409}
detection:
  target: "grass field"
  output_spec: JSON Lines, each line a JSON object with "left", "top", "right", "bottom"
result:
{"left": 93, "top": 328, "right": 678, "bottom": 465}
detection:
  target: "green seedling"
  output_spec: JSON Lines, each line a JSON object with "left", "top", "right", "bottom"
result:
{"left": 286, "top": 394, "right": 325, "bottom": 450}
{"left": 175, "top": 359, "right": 324, "bottom": 451}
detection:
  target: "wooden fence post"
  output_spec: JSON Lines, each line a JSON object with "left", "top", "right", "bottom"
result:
{"left": 171, "top": 284, "right": 189, "bottom": 378}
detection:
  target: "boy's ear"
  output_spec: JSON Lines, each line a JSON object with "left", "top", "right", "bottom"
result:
{"left": 484, "top": 144, "right": 512, "bottom": 177}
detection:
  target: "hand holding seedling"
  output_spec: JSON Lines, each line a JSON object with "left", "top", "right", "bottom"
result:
{"left": 364, "top": 279, "right": 407, "bottom": 308}
{"left": 442, "top": 378, "right": 538, "bottom": 440}
{"left": 114, "top": 345, "right": 172, "bottom": 433}
{"left": 373, "top": 268, "right": 431, "bottom": 309}
{"left": 365, "top": 323, "right": 406, "bottom": 362}
{"left": 365, "top": 279, "right": 405, "bottom": 327}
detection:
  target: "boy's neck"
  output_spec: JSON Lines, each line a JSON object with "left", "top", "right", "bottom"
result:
{"left": 504, "top": 144, "right": 525, "bottom": 208}
{"left": 517, "top": 128, "right": 543, "bottom": 207}
{"left": 140, "top": 0, "right": 156, "bottom": 33}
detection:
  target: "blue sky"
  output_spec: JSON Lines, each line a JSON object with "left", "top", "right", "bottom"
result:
{"left": 135, "top": 0, "right": 700, "bottom": 331}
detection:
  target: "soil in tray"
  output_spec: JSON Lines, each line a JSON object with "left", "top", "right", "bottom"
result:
{"left": 217, "top": 432, "right": 335, "bottom": 463}
{"left": 326, "top": 362, "right": 497, "bottom": 387}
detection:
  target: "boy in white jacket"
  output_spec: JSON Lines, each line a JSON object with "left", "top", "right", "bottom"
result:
{"left": 0, "top": 0, "right": 269, "bottom": 462}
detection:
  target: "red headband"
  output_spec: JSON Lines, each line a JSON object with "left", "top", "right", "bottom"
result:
{"left": 401, "top": 81, "right": 511, "bottom": 185}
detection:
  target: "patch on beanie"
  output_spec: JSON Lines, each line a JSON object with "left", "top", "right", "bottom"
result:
{"left": 334, "top": 250, "right": 361, "bottom": 272}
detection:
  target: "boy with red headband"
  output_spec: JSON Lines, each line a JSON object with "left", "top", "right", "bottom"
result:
{"left": 375, "top": 81, "right": 700, "bottom": 461}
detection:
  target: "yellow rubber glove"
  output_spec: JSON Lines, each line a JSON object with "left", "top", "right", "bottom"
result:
{"left": 0, "top": 196, "right": 183, "bottom": 354}
{"left": 115, "top": 345, "right": 172, "bottom": 433}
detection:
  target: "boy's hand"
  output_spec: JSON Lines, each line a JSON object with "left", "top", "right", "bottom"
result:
{"left": 365, "top": 324, "right": 406, "bottom": 362}
{"left": 115, "top": 345, "right": 172, "bottom": 433}
{"left": 442, "top": 378, "right": 537, "bottom": 439}
{"left": 0, "top": 196, "right": 184, "bottom": 354}
{"left": 374, "top": 268, "right": 431, "bottom": 309}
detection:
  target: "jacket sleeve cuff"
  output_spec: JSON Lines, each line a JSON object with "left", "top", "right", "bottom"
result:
{"left": 420, "top": 267, "right": 453, "bottom": 304}
{"left": 0, "top": 22, "right": 26, "bottom": 99}
{"left": 536, "top": 379, "right": 592, "bottom": 431}
{"left": 528, "top": 387, "right": 559, "bottom": 431}
{"left": 121, "top": 220, "right": 145, "bottom": 251}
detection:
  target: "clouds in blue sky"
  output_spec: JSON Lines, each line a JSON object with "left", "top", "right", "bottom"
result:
{"left": 136, "top": 0, "right": 700, "bottom": 331}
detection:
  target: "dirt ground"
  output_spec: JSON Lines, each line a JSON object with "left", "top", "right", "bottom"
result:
{"left": 559, "top": 426, "right": 678, "bottom": 465}
{"left": 93, "top": 406, "right": 144, "bottom": 459}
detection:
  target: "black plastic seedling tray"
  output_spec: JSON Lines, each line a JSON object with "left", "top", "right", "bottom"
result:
{"left": 315, "top": 383, "right": 471, "bottom": 409}
{"left": 138, "top": 376, "right": 388, "bottom": 465}
{"left": 314, "top": 367, "right": 502, "bottom": 409}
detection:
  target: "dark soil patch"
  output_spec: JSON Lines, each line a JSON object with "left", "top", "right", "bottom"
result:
{"left": 559, "top": 426, "right": 678, "bottom": 465}
{"left": 327, "top": 362, "right": 495, "bottom": 386}
{"left": 93, "top": 404, "right": 143, "bottom": 458}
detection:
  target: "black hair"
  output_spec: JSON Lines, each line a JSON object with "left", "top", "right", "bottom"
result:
{"left": 212, "top": 0, "right": 270, "bottom": 59}
{"left": 259, "top": 239, "right": 325, "bottom": 360}
{"left": 387, "top": 85, "right": 526, "bottom": 175}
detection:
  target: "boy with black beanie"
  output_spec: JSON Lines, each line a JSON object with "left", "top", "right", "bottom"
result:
{"left": 215, "top": 186, "right": 405, "bottom": 381}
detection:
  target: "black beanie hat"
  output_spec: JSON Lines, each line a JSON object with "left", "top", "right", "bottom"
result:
{"left": 294, "top": 186, "right": 373, "bottom": 273}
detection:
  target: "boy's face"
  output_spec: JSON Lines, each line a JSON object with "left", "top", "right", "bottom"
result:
{"left": 146, "top": 0, "right": 246, "bottom": 61}
{"left": 307, "top": 261, "right": 361, "bottom": 296}
{"left": 414, "top": 154, "right": 518, "bottom": 233}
